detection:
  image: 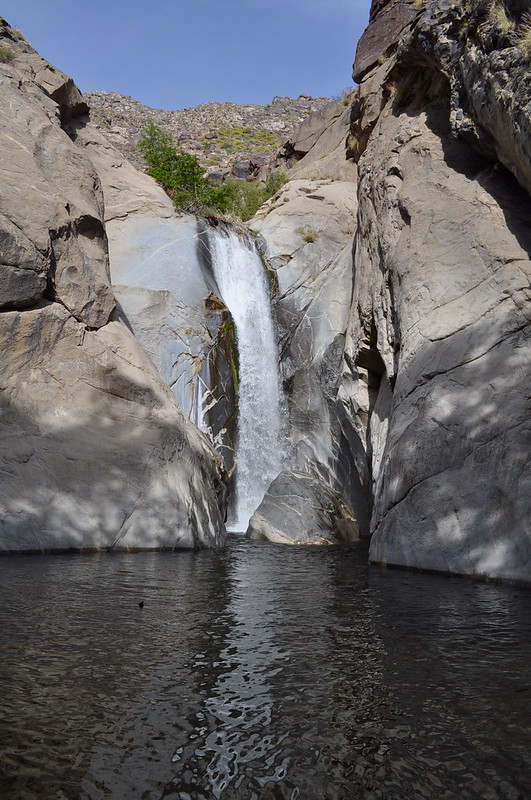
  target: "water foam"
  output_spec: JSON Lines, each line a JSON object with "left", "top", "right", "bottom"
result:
{"left": 209, "top": 226, "right": 283, "bottom": 531}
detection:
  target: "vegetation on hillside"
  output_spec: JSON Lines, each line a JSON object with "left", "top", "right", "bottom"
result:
{"left": 201, "top": 126, "right": 280, "bottom": 157}
{"left": 461, "top": 0, "right": 531, "bottom": 58}
{"left": 0, "top": 45, "right": 14, "bottom": 63}
{"left": 139, "top": 121, "right": 288, "bottom": 220}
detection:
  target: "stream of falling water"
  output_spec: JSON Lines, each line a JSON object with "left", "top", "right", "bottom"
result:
{"left": 208, "top": 226, "right": 283, "bottom": 531}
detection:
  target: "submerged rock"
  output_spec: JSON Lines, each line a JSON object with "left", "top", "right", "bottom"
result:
{"left": 246, "top": 471, "right": 360, "bottom": 545}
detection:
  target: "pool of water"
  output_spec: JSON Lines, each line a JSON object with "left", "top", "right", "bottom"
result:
{"left": 1, "top": 538, "right": 530, "bottom": 800}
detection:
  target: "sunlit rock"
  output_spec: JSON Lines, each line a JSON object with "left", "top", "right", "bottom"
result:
{"left": 246, "top": 470, "right": 360, "bottom": 545}
{"left": 0, "top": 23, "right": 226, "bottom": 552}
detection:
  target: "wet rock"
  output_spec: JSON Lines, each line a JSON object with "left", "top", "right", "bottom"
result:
{"left": 251, "top": 178, "right": 370, "bottom": 535}
{"left": 246, "top": 471, "right": 359, "bottom": 545}
{"left": 69, "top": 119, "right": 238, "bottom": 472}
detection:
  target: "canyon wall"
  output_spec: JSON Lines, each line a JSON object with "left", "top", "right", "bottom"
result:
{"left": 0, "top": 3, "right": 529, "bottom": 580}
{"left": 0, "top": 19, "right": 226, "bottom": 552}
{"left": 250, "top": 0, "right": 530, "bottom": 581}
{"left": 350, "top": 0, "right": 531, "bottom": 582}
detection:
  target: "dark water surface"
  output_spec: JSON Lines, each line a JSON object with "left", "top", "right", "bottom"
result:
{"left": 1, "top": 539, "right": 531, "bottom": 800}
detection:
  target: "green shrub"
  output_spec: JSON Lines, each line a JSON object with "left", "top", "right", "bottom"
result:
{"left": 490, "top": 3, "right": 516, "bottom": 31}
{"left": 138, "top": 121, "right": 234, "bottom": 213}
{"left": 217, "top": 171, "right": 288, "bottom": 221}
{"left": 0, "top": 46, "right": 14, "bottom": 63}
{"left": 263, "top": 170, "right": 289, "bottom": 196}
{"left": 138, "top": 121, "right": 288, "bottom": 220}
{"left": 211, "top": 125, "right": 280, "bottom": 154}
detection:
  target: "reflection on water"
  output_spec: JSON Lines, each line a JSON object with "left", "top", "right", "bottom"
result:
{"left": 1, "top": 539, "right": 531, "bottom": 799}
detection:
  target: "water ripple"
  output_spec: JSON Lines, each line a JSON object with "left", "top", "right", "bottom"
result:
{"left": 0, "top": 541, "right": 531, "bottom": 799}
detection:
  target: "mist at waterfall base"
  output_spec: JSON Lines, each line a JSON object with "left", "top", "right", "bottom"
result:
{"left": 2, "top": 541, "right": 531, "bottom": 800}
{"left": 209, "top": 227, "right": 284, "bottom": 532}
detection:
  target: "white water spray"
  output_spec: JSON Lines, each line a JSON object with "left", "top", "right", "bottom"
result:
{"left": 209, "top": 227, "right": 284, "bottom": 531}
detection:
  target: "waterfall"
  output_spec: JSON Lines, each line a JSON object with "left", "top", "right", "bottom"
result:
{"left": 209, "top": 226, "right": 284, "bottom": 532}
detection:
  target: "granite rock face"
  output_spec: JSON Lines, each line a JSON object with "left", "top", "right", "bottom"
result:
{"left": 250, "top": 0, "right": 530, "bottom": 579}
{"left": 0, "top": 21, "right": 226, "bottom": 552}
{"left": 247, "top": 471, "right": 359, "bottom": 545}
{"left": 279, "top": 100, "right": 358, "bottom": 182}
{"left": 250, "top": 119, "right": 369, "bottom": 541}
{"left": 0, "top": 303, "right": 226, "bottom": 552}
{"left": 0, "top": 65, "right": 112, "bottom": 326}
{"left": 352, "top": 89, "right": 531, "bottom": 581}
{"left": 395, "top": 0, "right": 531, "bottom": 197}
{"left": 2, "top": 5, "right": 530, "bottom": 577}
{"left": 67, "top": 119, "right": 238, "bottom": 468}
{"left": 343, "top": 0, "right": 531, "bottom": 581}
{"left": 353, "top": 0, "right": 418, "bottom": 82}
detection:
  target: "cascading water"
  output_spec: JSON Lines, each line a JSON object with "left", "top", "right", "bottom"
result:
{"left": 208, "top": 226, "right": 284, "bottom": 532}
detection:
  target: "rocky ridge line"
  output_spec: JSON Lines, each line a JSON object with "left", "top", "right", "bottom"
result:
{"left": 84, "top": 90, "right": 336, "bottom": 176}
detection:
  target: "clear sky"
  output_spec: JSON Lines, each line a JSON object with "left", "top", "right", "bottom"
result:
{"left": 1, "top": 0, "right": 371, "bottom": 109}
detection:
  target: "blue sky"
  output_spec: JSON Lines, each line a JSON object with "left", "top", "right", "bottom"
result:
{"left": 1, "top": 0, "right": 371, "bottom": 109}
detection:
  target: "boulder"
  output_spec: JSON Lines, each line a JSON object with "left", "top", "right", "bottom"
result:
{"left": 286, "top": 101, "right": 358, "bottom": 182}
{"left": 281, "top": 100, "right": 346, "bottom": 159}
{"left": 231, "top": 160, "right": 252, "bottom": 178}
{"left": 246, "top": 471, "right": 360, "bottom": 545}
{"left": 251, "top": 178, "right": 371, "bottom": 534}
{"left": 0, "top": 302, "right": 226, "bottom": 552}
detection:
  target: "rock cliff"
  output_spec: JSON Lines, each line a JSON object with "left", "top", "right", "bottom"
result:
{"left": 0, "top": 19, "right": 226, "bottom": 552}
{"left": 348, "top": 0, "right": 531, "bottom": 583}
{"left": 246, "top": 0, "right": 530, "bottom": 582}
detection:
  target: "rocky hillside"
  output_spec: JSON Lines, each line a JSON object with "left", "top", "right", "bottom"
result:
{"left": 84, "top": 90, "right": 334, "bottom": 175}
